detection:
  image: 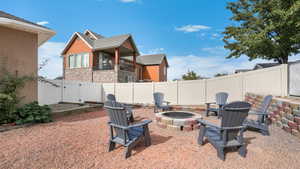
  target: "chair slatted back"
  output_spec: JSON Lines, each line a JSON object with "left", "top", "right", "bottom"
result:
{"left": 257, "top": 95, "right": 273, "bottom": 123}
{"left": 216, "top": 92, "right": 229, "bottom": 105}
{"left": 107, "top": 94, "right": 116, "bottom": 102}
{"left": 153, "top": 92, "right": 164, "bottom": 107}
{"left": 104, "top": 101, "right": 128, "bottom": 141}
{"left": 221, "top": 101, "right": 251, "bottom": 141}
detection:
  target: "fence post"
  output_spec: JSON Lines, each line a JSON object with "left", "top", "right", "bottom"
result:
{"left": 281, "top": 64, "right": 289, "bottom": 97}
{"left": 204, "top": 79, "right": 207, "bottom": 103}
{"left": 176, "top": 80, "right": 179, "bottom": 105}
{"left": 61, "top": 79, "right": 64, "bottom": 103}
{"left": 241, "top": 73, "right": 245, "bottom": 100}
{"left": 132, "top": 82, "right": 134, "bottom": 104}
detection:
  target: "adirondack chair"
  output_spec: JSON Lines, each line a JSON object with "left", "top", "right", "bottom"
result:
{"left": 206, "top": 92, "right": 229, "bottom": 118}
{"left": 198, "top": 101, "right": 251, "bottom": 160}
{"left": 104, "top": 101, "right": 152, "bottom": 158}
{"left": 153, "top": 92, "right": 171, "bottom": 113}
{"left": 244, "top": 95, "right": 273, "bottom": 135}
{"left": 106, "top": 94, "right": 134, "bottom": 122}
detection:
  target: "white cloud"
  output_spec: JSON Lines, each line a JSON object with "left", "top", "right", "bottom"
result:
{"left": 167, "top": 45, "right": 292, "bottom": 80}
{"left": 38, "top": 42, "right": 66, "bottom": 79}
{"left": 167, "top": 54, "right": 268, "bottom": 80}
{"left": 120, "top": 0, "right": 137, "bottom": 3}
{"left": 201, "top": 46, "right": 227, "bottom": 55}
{"left": 175, "top": 25, "right": 210, "bottom": 33}
{"left": 141, "top": 48, "right": 165, "bottom": 55}
{"left": 36, "top": 21, "right": 49, "bottom": 26}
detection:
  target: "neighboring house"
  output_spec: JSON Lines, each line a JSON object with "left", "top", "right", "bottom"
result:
{"left": 0, "top": 11, "right": 55, "bottom": 103}
{"left": 235, "top": 61, "right": 300, "bottom": 73}
{"left": 61, "top": 30, "right": 168, "bottom": 83}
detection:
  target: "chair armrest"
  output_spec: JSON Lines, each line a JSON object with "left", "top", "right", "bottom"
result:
{"left": 129, "top": 120, "right": 152, "bottom": 128}
{"left": 120, "top": 103, "right": 133, "bottom": 108}
{"left": 197, "top": 119, "right": 221, "bottom": 130}
{"left": 205, "top": 102, "right": 216, "bottom": 105}
{"left": 249, "top": 112, "right": 268, "bottom": 116}
{"left": 108, "top": 122, "right": 129, "bottom": 130}
{"left": 222, "top": 126, "right": 246, "bottom": 130}
{"left": 163, "top": 101, "right": 171, "bottom": 105}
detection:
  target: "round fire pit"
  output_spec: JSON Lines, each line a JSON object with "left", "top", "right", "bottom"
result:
{"left": 155, "top": 111, "right": 202, "bottom": 132}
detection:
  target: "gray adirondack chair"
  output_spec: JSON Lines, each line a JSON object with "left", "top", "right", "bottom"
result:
{"left": 106, "top": 94, "right": 134, "bottom": 122}
{"left": 198, "top": 101, "right": 251, "bottom": 160}
{"left": 206, "top": 92, "right": 229, "bottom": 118}
{"left": 153, "top": 92, "right": 171, "bottom": 113}
{"left": 244, "top": 95, "right": 273, "bottom": 135}
{"left": 104, "top": 101, "right": 152, "bottom": 159}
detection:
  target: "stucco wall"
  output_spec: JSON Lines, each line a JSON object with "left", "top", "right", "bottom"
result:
{"left": 0, "top": 26, "right": 38, "bottom": 104}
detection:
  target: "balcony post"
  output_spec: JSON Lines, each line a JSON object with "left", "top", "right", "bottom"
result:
{"left": 114, "top": 48, "right": 120, "bottom": 83}
{"left": 114, "top": 48, "right": 120, "bottom": 72}
{"left": 133, "top": 52, "right": 137, "bottom": 81}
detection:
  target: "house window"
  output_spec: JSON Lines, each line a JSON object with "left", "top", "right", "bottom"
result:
{"left": 69, "top": 53, "right": 89, "bottom": 68}
{"left": 69, "top": 55, "right": 75, "bottom": 69}
{"left": 82, "top": 53, "right": 89, "bottom": 67}
{"left": 99, "top": 52, "right": 113, "bottom": 70}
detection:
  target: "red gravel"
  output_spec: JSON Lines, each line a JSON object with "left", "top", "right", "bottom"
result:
{"left": 1, "top": 108, "right": 300, "bottom": 169}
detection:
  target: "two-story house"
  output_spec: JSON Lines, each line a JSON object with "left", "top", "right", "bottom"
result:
{"left": 61, "top": 30, "right": 168, "bottom": 83}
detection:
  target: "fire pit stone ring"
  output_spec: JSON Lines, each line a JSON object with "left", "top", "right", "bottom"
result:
{"left": 155, "top": 111, "right": 202, "bottom": 132}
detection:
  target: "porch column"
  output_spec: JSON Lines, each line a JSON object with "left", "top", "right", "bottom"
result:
{"left": 114, "top": 48, "right": 120, "bottom": 83}
{"left": 133, "top": 52, "right": 137, "bottom": 81}
{"left": 133, "top": 52, "right": 136, "bottom": 69}
{"left": 114, "top": 48, "right": 120, "bottom": 72}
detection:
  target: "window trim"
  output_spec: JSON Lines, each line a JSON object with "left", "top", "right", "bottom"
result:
{"left": 68, "top": 52, "right": 90, "bottom": 69}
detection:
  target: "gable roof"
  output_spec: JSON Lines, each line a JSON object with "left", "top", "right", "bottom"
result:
{"left": 254, "top": 60, "right": 300, "bottom": 70}
{"left": 84, "top": 29, "right": 104, "bottom": 39}
{"left": 61, "top": 32, "right": 94, "bottom": 54}
{"left": 61, "top": 30, "right": 139, "bottom": 55}
{"left": 254, "top": 63, "right": 280, "bottom": 70}
{"left": 123, "top": 54, "right": 168, "bottom": 67}
{"left": 93, "top": 34, "right": 131, "bottom": 50}
{"left": 0, "top": 10, "right": 55, "bottom": 46}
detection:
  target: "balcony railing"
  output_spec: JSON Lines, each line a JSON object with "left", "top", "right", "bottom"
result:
{"left": 120, "top": 63, "right": 135, "bottom": 72}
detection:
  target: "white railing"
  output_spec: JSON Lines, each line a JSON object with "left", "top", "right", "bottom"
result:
{"left": 38, "top": 64, "right": 289, "bottom": 105}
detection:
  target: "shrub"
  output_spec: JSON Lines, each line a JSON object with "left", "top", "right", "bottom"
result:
{"left": 15, "top": 101, "right": 52, "bottom": 125}
{"left": 0, "top": 72, "right": 33, "bottom": 124}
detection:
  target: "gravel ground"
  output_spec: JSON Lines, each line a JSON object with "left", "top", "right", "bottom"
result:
{"left": 1, "top": 108, "right": 300, "bottom": 169}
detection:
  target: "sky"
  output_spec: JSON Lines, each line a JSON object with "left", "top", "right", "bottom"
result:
{"left": 1, "top": 0, "right": 300, "bottom": 80}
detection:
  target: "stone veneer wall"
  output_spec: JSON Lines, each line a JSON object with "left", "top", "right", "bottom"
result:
{"left": 245, "top": 93, "right": 300, "bottom": 139}
{"left": 92, "top": 70, "right": 116, "bottom": 83}
{"left": 65, "top": 69, "right": 137, "bottom": 83}
{"left": 64, "top": 68, "right": 93, "bottom": 82}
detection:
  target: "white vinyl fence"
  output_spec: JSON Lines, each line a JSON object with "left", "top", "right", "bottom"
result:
{"left": 289, "top": 61, "right": 300, "bottom": 96}
{"left": 38, "top": 64, "right": 289, "bottom": 105}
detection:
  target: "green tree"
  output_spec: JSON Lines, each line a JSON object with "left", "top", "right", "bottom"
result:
{"left": 223, "top": 0, "right": 300, "bottom": 64}
{"left": 214, "top": 73, "right": 228, "bottom": 77}
{"left": 182, "top": 71, "right": 201, "bottom": 80}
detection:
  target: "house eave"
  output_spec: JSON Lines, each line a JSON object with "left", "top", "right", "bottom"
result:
{"left": 0, "top": 17, "right": 56, "bottom": 46}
